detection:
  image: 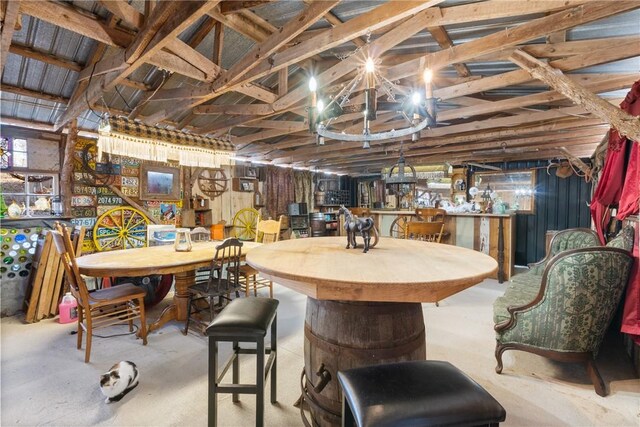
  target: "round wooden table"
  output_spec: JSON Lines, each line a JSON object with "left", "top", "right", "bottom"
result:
{"left": 246, "top": 236, "right": 497, "bottom": 426}
{"left": 75, "top": 241, "right": 261, "bottom": 333}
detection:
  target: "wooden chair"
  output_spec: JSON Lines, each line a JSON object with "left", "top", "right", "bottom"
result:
{"left": 404, "top": 221, "right": 445, "bottom": 243}
{"left": 183, "top": 238, "right": 244, "bottom": 335}
{"left": 414, "top": 207, "right": 446, "bottom": 222}
{"left": 51, "top": 223, "right": 147, "bottom": 363}
{"left": 415, "top": 208, "right": 449, "bottom": 242}
{"left": 238, "top": 215, "right": 283, "bottom": 298}
{"left": 350, "top": 207, "right": 371, "bottom": 217}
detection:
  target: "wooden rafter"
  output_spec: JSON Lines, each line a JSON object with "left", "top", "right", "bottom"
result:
{"left": 510, "top": 49, "right": 640, "bottom": 142}
{"left": 1, "top": 0, "right": 21, "bottom": 74}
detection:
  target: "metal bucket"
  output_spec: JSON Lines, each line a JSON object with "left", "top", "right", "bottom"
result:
{"left": 309, "top": 212, "right": 326, "bottom": 237}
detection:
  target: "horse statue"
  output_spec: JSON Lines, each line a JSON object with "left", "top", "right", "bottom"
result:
{"left": 338, "top": 205, "right": 379, "bottom": 253}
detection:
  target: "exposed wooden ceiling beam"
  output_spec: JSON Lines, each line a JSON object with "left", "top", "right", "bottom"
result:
{"left": 208, "top": 7, "right": 271, "bottom": 42}
{"left": 1, "top": 84, "right": 68, "bottom": 104}
{"left": 264, "top": 117, "right": 607, "bottom": 164}
{"left": 219, "top": 1, "right": 275, "bottom": 15}
{"left": 8, "top": 43, "right": 82, "bottom": 71}
{"left": 99, "top": 0, "right": 145, "bottom": 29}
{"left": 431, "top": 37, "right": 640, "bottom": 101}
{"left": 319, "top": 130, "right": 606, "bottom": 168}
{"left": 231, "top": 73, "right": 629, "bottom": 148}
{"left": 212, "top": 21, "right": 224, "bottom": 65}
{"left": 510, "top": 49, "right": 640, "bottom": 142}
{"left": 216, "top": 1, "right": 339, "bottom": 89}
{"left": 426, "top": 25, "right": 471, "bottom": 77}
{"left": 193, "top": 103, "right": 274, "bottom": 115}
{"left": 391, "top": 2, "right": 639, "bottom": 81}
{"left": 55, "top": 1, "right": 219, "bottom": 130}
{"left": 148, "top": 0, "right": 445, "bottom": 123}
{"left": 1, "top": 0, "right": 21, "bottom": 74}
{"left": 19, "top": 1, "right": 134, "bottom": 47}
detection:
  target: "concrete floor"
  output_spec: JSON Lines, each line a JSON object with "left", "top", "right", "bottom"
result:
{"left": 1, "top": 279, "right": 639, "bottom": 426}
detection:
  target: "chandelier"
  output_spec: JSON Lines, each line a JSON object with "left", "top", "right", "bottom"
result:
{"left": 308, "top": 57, "right": 437, "bottom": 148}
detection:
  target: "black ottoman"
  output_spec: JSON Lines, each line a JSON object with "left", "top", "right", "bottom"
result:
{"left": 338, "top": 360, "right": 506, "bottom": 427}
{"left": 206, "top": 297, "right": 279, "bottom": 427}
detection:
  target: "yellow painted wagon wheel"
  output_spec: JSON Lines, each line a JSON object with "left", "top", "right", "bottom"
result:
{"left": 389, "top": 215, "right": 413, "bottom": 239}
{"left": 93, "top": 206, "right": 150, "bottom": 251}
{"left": 232, "top": 207, "right": 259, "bottom": 241}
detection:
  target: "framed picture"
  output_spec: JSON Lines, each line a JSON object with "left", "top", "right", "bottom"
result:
{"left": 139, "top": 164, "right": 181, "bottom": 201}
{"left": 245, "top": 167, "right": 257, "bottom": 178}
{"left": 241, "top": 181, "right": 252, "bottom": 191}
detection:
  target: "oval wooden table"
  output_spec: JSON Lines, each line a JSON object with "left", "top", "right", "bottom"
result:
{"left": 75, "top": 241, "right": 261, "bottom": 333}
{"left": 246, "top": 236, "right": 497, "bottom": 426}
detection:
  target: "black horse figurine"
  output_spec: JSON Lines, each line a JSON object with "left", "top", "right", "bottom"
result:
{"left": 338, "top": 205, "right": 379, "bottom": 253}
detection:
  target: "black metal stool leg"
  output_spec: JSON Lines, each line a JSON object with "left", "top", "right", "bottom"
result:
{"left": 233, "top": 341, "right": 239, "bottom": 403}
{"left": 256, "top": 339, "right": 265, "bottom": 427}
{"left": 270, "top": 314, "right": 277, "bottom": 404}
{"left": 183, "top": 295, "right": 193, "bottom": 335}
{"left": 342, "top": 395, "right": 355, "bottom": 427}
{"left": 208, "top": 338, "right": 218, "bottom": 427}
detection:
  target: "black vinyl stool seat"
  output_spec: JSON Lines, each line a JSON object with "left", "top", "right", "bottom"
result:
{"left": 338, "top": 361, "right": 506, "bottom": 427}
{"left": 206, "top": 297, "right": 279, "bottom": 427}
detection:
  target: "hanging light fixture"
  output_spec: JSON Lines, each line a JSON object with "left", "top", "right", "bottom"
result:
{"left": 307, "top": 54, "right": 438, "bottom": 147}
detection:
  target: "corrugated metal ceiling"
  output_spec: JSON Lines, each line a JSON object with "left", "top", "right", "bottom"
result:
{"left": 1, "top": 1, "right": 638, "bottom": 135}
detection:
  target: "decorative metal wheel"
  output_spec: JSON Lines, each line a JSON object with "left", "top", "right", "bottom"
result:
{"left": 232, "top": 207, "right": 259, "bottom": 241}
{"left": 197, "top": 168, "right": 228, "bottom": 199}
{"left": 389, "top": 215, "right": 412, "bottom": 239}
{"left": 93, "top": 207, "right": 150, "bottom": 251}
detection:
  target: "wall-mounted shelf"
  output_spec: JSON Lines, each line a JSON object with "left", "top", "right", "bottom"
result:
{"left": 232, "top": 177, "right": 257, "bottom": 192}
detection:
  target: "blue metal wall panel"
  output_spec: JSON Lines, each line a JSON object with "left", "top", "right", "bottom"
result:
{"left": 488, "top": 160, "right": 593, "bottom": 265}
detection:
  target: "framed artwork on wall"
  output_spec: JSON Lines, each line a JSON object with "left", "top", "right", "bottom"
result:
{"left": 139, "top": 164, "right": 181, "bottom": 201}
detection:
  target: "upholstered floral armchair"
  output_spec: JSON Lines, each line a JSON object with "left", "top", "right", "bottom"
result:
{"left": 510, "top": 228, "right": 601, "bottom": 289}
{"left": 494, "top": 245, "right": 633, "bottom": 396}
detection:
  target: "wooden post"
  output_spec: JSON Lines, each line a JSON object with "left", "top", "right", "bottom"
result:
{"left": 60, "top": 119, "right": 77, "bottom": 217}
{"left": 510, "top": 49, "right": 640, "bottom": 143}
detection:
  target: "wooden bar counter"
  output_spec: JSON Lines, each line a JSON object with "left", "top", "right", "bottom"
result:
{"left": 370, "top": 210, "right": 515, "bottom": 282}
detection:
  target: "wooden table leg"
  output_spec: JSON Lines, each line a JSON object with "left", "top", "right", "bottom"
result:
{"left": 148, "top": 270, "right": 195, "bottom": 333}
{"left": 301, "top": 298, "right": 426, "bottom": 426}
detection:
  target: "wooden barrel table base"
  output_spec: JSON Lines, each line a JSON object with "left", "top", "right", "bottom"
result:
{"left": 301, "top": 298, "right": 426, "bottom": 426}
{"left": 245, "top": 237, "right": 497, "bottom": 427}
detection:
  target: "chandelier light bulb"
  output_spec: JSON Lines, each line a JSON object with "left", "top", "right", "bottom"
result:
{"left": 317, "top": 99, "right": 324, "bottom": 112}
{"left": 365, "top": 57, "right": 375, "bottom": 73}
{"left": 423, "top": 68, "right": 433, "bottom": 84}
{"left": 412, "top": 92, "right": 421, "bottom": 105}
{"left": 309, "top": 77, "right": 317, "bottom": 92}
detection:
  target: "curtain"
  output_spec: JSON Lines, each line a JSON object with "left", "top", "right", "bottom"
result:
{"left": 293, "top": 170, "right": 314, "bottom": 212}
{"left": 265, "top": 166, "right": 294, "bottom": 219}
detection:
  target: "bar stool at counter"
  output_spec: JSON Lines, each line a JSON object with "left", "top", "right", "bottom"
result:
{"left": 206, "top": 297, "right": 279, "bottom": 427}
{"left": 338, "top": 361, "right": 506, "bottom": 427}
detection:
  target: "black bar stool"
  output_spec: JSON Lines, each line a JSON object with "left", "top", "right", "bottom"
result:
{"left": 206, "top": 297, "right": 279, "bottom": 427}
{"left": 338, "top": 360, "right": 506, "bottom": 427}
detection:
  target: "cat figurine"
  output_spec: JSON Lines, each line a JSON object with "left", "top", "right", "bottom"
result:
{"left": 99, "top": 361, "right": 139, "bottom": 404}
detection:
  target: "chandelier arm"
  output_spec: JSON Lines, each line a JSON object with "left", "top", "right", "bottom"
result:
{"left": 316, "top": 116, "right": 430, "bottom": 142}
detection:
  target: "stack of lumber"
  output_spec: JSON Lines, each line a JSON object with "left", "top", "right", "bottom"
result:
{"left": 24, "top": 227, "right": 84, "bottom": 323}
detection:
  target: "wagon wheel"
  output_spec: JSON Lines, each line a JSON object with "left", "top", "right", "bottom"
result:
{"left": 93, "top": 206, "right": 150, "bottom": 251}
{"left": 198, "top": 168, "right": 227, "bottom": 199}
{"left": 232, "top": 207, "right": 259, "bottom": 241}
{"left": 389, "top": 215, "right": 412, "bottom": 239}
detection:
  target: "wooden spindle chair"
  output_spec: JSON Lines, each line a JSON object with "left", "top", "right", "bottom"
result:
{"left": 238, "top": 215, "right": 283, "bottom": 298}
{"left": 51, "top": 223, "right": 147, "bottom": 363}
{"left": 405, "top": 221, "right": 445, "bottom": 243}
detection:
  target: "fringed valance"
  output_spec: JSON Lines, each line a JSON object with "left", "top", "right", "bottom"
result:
{"left": 98, "top": 117, "right": 233, "bottom": 168}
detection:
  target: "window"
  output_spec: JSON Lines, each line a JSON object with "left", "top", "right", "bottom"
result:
{"left": 1, "top": 172, "right": 58, "bottom": 217}
{"left": 0, "top": 137, "right": 28, "bottom": 169}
